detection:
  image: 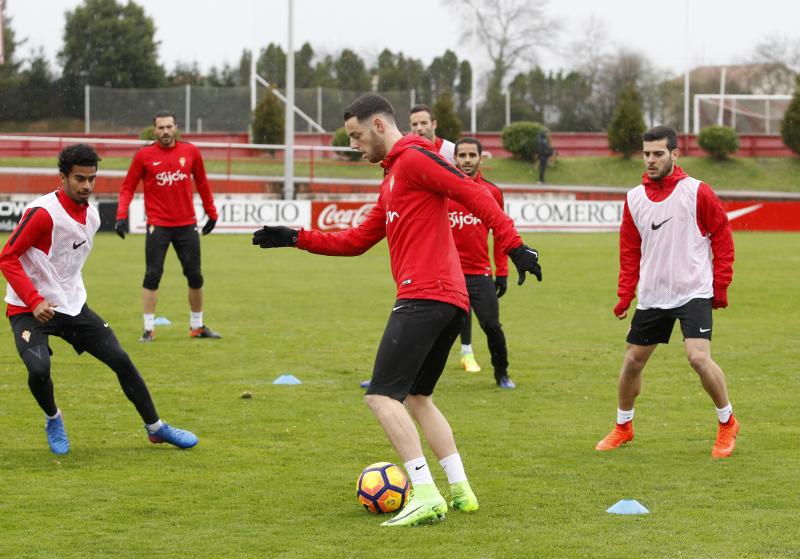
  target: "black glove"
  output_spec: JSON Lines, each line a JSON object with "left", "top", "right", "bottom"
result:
{"left": 494, "top": 276, "right": 508, "bottom": 298}
{"left": 252, "top": 226, "right": 298, "bottom": 248}
{"left": 201, "top": 218, "right": 216, "bottom": 235}
{"left": 509, "top": 245, "right": 542, "bottom": 285}
{"left": 114, "top": 219, "right": 127, "bottom": 239}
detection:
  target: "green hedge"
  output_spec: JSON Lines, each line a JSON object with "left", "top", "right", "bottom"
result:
{"left": 698, "top": 125, "right": 739, "bottom": 159}
{"left": 501, "top": 121, "right": 546, "bottom": 160}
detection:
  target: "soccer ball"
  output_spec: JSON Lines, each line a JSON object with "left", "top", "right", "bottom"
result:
{"left": 356, "top": 462, "right": 410, "bottom": 514}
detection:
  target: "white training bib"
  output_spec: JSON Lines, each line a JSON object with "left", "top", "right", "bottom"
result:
{"left": 627, "top": 177, "right": 713, "bottom": 309}
{"left": 438, "top": 139, "right": 456, "bottom": 165}
{"left": 5, "top": 192, "right": 100, "bottom": 316}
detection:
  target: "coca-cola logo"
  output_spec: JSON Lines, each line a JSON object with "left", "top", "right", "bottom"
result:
{"left": 317, "top": 203, "right": 375, "bottom": 230}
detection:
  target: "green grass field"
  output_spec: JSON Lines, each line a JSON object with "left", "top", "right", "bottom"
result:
{"left": 0, "top": 232, "right": 798, "bottom": 558}
{"left": 4, "top": 154, "right": 800, "bottom": 191}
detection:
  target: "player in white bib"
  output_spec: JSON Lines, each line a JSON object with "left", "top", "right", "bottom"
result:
{"left": 409, "top": 103, "right": 456, "bottom": 165}
{"left": 0, "top": 144, "right": 199, "bottom": 455}
{"left": 595, "top": 126, "right": 738, "bottom": 458}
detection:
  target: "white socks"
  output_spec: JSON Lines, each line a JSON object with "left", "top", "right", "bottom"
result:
{"left": 617, "top": 408, "right": 634, "bottom": 425}
{"left": 404, "top": 456, "right": 434, "bottom": 487}
{"left": 405, "top": 454, "right": 469, "bottom": 487}
{"left": 439, "top": 453, "right": 467, "bottom": 484}
{"left": 143, "top": 314, "right": 155, "bottom": 332}
{"left": 46, "top": 408, "right": 61, "bottom": 420}
{"left": 146, "top": 420, "right": 164, "bottom": 434}
{"left": 190, "top": 311, "right": 203, "bottom": 330}
{"left": 716, "top": 403, "right": 733, "bottom": 424}
{"left": 461, "top": 344, "right": 473, "bottom": 355}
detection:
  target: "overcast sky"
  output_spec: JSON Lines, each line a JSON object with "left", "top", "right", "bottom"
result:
{"left": 5, "top": 0, "right": 799, "bottom": 81}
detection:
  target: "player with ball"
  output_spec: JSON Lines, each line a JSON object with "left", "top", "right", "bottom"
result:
{"left": 253, "top": 94, "right": 542, "bottom": 527}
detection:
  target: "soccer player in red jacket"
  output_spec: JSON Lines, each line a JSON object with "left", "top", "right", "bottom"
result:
{"left": 0, "top": 144, "right": 198, "bottom": 454}
{"left": 595, "top": 126, "right": 738, "bottom": 458}
{"left": 449, "top": 137, "right": 515, "bottom": 388}
{"left": 252, "top": 94, "right": 542, "bottom": 526}
{"left": 115, "top": 110, "right": 220, "bottom": 342}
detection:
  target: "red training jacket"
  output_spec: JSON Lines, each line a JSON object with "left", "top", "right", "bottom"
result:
{"left": 0, "top": 189, "right": 88, "bottom": 316}
{"left": 617, "top": 165, "right": 734, "bottom": 306}
{"left": 295, "top": 135, "right": 522, "bottom": 311}
{"left": 448, "top": 172, "right": 509, "bottom": 277}
{"left": 116, "top": 141, "right": 218, "bottom": 227}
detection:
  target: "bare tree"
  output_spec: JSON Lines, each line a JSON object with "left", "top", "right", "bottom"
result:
{"left": 444, "top": 0, "right": 558, "bottom": 88}
{"left": 565, "top": 13, "right": 611, "bottom": 83}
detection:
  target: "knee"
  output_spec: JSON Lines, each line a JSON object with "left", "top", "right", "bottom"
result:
{"left": 23, "top": 347, "right": 51, "bottom": 384}
{"left": 184, "top": 269, "right": 203, "bottom": 289}
{"left": 364, "top": 393, "right": 388, "bottom": 414}
{"left": 623, "top": 351, "right": 648, "bottom": 372}
{"left": 403, "top": 394, "right": 428, "bottom": 415}
{"left": 143, "top": 267, "right": 162, "bottom": 290}
{"left": 95, "top": 339, "right": 133, "bottom": 370}
{"left": 687, "top": 351, "right": 711, "bottom": 372}
{"left": 480, "top": 321, "right": 503, "bottom": 335}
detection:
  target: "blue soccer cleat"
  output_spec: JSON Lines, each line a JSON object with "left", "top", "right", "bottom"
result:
{"left": 45, "top": 413, "right": 70, "bottom": 455}
{"left": 147, "top": 423, "right": 199, "bottom": 449}
{"left": 496, "top": 375, "right": 516, "bottom": 389}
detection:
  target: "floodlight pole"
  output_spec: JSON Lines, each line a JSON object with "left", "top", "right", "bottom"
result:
{"left": 470, "top": 8, "right": 478, "bottom": 134}
{"left": 683, "top": 0, "right": 690, "bottom": 152}
{"left": 283, "top": 0, "right": 295, "bottom": 200}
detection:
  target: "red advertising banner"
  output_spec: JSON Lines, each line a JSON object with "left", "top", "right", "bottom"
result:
{"left": 311, "top": 201, "right": 376, "bottom": 231}
{"left": 723, "top": 201, "right": 800, "bottom": 231}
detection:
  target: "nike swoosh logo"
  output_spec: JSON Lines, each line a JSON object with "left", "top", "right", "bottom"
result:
{"left": 392, "top": 305, "right": 406, "bottom": 312}
{"left": 414, "top": 464, "right": 426, "bottom": 470}
{"left": 72, "top": 240, "right": 87, "bottom": 249}
{"left": 651, "top": 218, "right": 672, "bottom": 230}
{"left": 699, "top": 327, "right": 711, "bottom": 333}
{"left": 388, "top": 505, "right": 424, "bottom": 522}
{"left": 153, "top": 161, "right": 162, "bottom": 166}
{"left": 726, "top": 204, "right": 763, "bottom": 221}
{"left": 103, "top": 322, "right": 109, "bottom": 328}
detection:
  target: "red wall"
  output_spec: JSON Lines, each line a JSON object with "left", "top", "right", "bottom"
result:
{"left": 0, "top": 132, "right": 794, "bottom": 159}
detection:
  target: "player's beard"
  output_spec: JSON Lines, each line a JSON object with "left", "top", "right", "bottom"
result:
{"left": 159, "top": 133, "right": 175, "bottom": 147}
{"left": 649, "top": 161, "right": 674, "bottom": 180}
{"left": 366, "top": 130, "right": 387, "bottom": 163}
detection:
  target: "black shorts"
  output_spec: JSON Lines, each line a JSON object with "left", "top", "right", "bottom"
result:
{"left": 367, "top": 299, "right": 466, "bottom": 402}
{"left": 9, "top": 304, "right": 119, "bottom": 356}
{"left": 144, "top": 224, "right": 202, "bottom": 289}
{"left": 626, "top": 298, "right": 713, "bottom": 345}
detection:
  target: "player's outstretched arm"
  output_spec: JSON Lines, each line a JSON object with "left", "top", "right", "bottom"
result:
{"left": 252, "top": 226, "right": 298, "bottom": 248}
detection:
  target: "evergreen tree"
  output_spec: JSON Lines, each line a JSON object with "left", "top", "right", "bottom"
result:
{"left": 59, "top": 0, "right": 165, "bottom": 88}
{"left": 780, "top": 75, "right": 800, "bottom": 155}
{"left": 607, "top": 84, "right": 646, "bottom": 158}
{"left": 252, "top": 89, "right": 285, "bottom": 150}
{"left": 334, "top": 49, "right": 370, "bottom": 92}
{"left": 432, "top": 91, "right": 462, "bottom": 141}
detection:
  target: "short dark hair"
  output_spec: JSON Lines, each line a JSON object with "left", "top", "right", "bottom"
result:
{"left": 410, "top": 104, "right": 434, "bottom": 119}
{"left": 58, "top": 144, "right": 101, "bottom": 176}
{"left": 642, "top": 126, "right": 678, "bottom": 151}
{"left": 343, "top": 94, "right": 395, "bottom": 122}
{"left": 153, "top": 109, "right": 177, "bottom": 124}
{"left": 455, "top": 137, "right": 482, "bottom": 156}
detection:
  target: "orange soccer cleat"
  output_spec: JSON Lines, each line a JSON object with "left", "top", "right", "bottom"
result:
{"left": 711, "top": 415, "right": 739, "bottom": 458}
{"left": 595, "top": 421, "right": 634, "bottom": 451}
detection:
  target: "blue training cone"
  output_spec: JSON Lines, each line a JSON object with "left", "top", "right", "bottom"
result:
{"left": 154, "top": 316, "right": 171, "bottom": 326}
{"left": 273, "top": 374, "right": 302, "bottom": 385}
{"left": 607, "top": 499, "right": 649, "bottom": 515}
